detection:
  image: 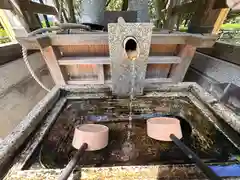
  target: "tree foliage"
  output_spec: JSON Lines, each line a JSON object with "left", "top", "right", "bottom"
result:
{"left": 106, "top": 0, "right": 123, "bottom": 11}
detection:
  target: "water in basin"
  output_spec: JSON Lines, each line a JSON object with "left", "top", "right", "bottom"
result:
{"left": 28, "top": 96, "right": 240, "bottom": 169}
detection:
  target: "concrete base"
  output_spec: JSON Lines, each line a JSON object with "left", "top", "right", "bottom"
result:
{"left": 0, "top": 53, "right": 54, "bottom": 138}
{"left": 184, "top": 52, "right": 240, "bottom": 115}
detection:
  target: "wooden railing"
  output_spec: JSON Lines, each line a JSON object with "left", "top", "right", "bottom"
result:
{"left": 163, "top": 0, "right": 230, "bottom": 34}
{"left": 0, "top": 0, "right": 57, "bottom": 15}
{"left": 0, "top": 0, "right": 58, "bottom": 32}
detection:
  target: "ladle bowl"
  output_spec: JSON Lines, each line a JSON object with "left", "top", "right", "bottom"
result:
{"left": 146, "top": 117, "right": 221, "bottom": 180}
{"left": 72, "top": 124, "right": 109, "bottom": 151}
{"left": 147, "top": 117, "right": 182, "bottom": 141}
{"left": 59, "top": 124, "right": 109, "bottom": 180}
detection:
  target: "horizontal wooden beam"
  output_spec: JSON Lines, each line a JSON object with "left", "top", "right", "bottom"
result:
{"left": 67, "top": 80, "right": 104, "bottom": 85}
{"left": 17, "top": 32, "right": 216, "bottom": 49}
{"left": 58, "top": 56, "right": 182, "bottom": 65}
{"left": 67, "top": 78, "right": 172, "bottom": 85}
{"left": 20, "top": 1, "right": 58, "bottom": 16}
{"left": 144, "top": 78, "right": 172, "bottom": 84}
{"left": 0, "top": 1, "right": 58, "bottom": 16}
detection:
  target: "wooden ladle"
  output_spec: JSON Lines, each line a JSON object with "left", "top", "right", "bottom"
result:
{"left": 58, "top": 124, "right": 109, "bottom": 180}
{"left": 147, "top": 117, "right": 221, "bottom": 180}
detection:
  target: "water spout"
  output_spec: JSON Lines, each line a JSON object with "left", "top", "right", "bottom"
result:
{"left": 124, "top": 37, "right": 139, "bottom": 61}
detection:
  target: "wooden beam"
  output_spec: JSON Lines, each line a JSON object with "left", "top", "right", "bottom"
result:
{"left": 37, "top": 41, "right": 66, "bottom": 85}
{"left": 213, "top": 0, "right": 228, "bottom": 9}
{"left": 58, "top": 56, "right": 181, "bottom": 65}
{"left": 20, "top": 1, "right": 58, "bottom": 16}
{"left": 188, "top": 0, "right": 215, "bottom": 33}
{"left": 150, "top": 44, "right": 177, "bottom": 55}
{"left": 0, "top": 1, "right": 12, "bottom": 10}
{"left": 1, "top": 0, "right": 31, "bottom": 32}
{"left": 67, "top": 78, "right": 104, "bottom": 85}
{"left": 145, "top": 78, "right": 172, "bottom": 84}
{"left": 17, "top": 33, "right": 217, "bottom": 50}
{"left": 14, "top": 0, "right": 42, "bottom": 31}
{"left": 67, "top": 78, "right": 172, "bottom": 85}
{"left": 212, "top": 8, "right": 230, "bottom": 34}
{"left": 169, "top": 44, "right": 196, "bottom": 83}
{"left": 59, "top": 44, "right": 178, "bottom": 56}
{"left": 4, "top": 0, "right": 55, "bottom": 31}
{"left": 188, "top": 0, "right": 229, "bottom": 34}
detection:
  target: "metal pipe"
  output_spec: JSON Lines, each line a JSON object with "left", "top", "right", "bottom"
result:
{"left": 58, "top": 23, "right": 91, "bottom": 30}
{"left": 27, "top": 23, "right": 90, "bottom": 37}
{"left": 58, "top": 143, "right": 88, "bottom": 180}
{"left": 170, "top": 134, "right": 221, "bottom": 180}
{"left": 27, "top": 26, "right": 60, "bottom": 37}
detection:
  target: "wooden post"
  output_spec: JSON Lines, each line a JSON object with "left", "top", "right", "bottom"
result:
{"left": 188, "top": 0, "right": 229, "bottom": 34}
{"left": 15, "top": 0, "right": 42, "bottom": 31}
{"left": 2, "top": 0, "right": 58, "bottom": 32}
{"left": 41, "top": 47, "right": 66, "bottom": 85}
{"left": 37, "top": 37, "right": 65, "bottom": 85}
{"left": 212, "top": 8, "right": 230, "bottom": 34}
{"left": 169, "top": 44, "right": 196, "bottom": 83}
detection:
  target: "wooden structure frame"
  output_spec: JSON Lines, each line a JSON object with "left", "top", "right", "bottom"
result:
{"left": 0, "top": 0, "right": 230, "bottom": 33}
{"left": 0, "top": 0, "right": 58, "bottom": 32}
{"left": 0, "top": 0, "right": 228, "bottom": 93}
{"left": 17, "top": 32, "right": 216, "bottom": 89}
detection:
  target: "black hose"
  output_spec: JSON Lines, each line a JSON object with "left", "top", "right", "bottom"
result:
{"left": 58, "top": 143, "right": 88, "bottom": 180}
{"left": 28, "top": 23, "right": 91, "bottom": 37}
{"left": 170, "top": 134, "right": 221, "bottom": 180}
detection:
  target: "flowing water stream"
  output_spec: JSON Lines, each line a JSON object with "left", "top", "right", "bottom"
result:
{"left": 121, "top": 59, "right": 137, "bottom": 161}
{"left": 128, "top": 60, "right": 135, "bottom": 135}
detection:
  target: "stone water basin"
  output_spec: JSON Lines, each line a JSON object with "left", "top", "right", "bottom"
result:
{"left": 30, "top": 96, "right": 239, "bottom": 170}
{"left": 3, "top": 84, "right": 240, "bottom": 179}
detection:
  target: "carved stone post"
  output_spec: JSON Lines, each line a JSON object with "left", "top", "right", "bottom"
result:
{"left": 108, "top": 18, "right": 153, "bottom": 96}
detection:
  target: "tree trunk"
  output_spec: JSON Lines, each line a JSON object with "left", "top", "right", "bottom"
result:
{"left": 155, "top": 0, "right": 168, "bottom": 28}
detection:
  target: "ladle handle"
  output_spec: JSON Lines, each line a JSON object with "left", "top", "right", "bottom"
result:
{"left": 58, "top": 143, "right": 88, "bottom": 180}
{"left": 170, "top": 134, "right": 221, "bottom": 180}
